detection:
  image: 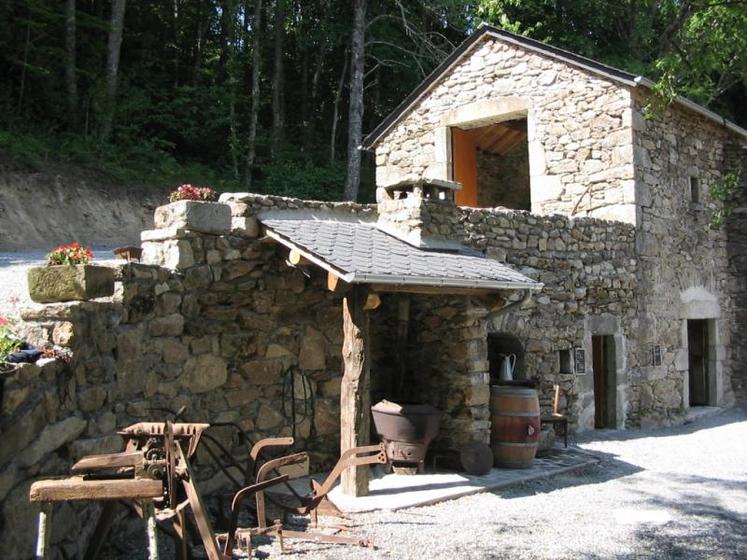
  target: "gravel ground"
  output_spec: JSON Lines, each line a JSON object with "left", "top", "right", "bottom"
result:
{"left": 106, "top": 408, "right": 747, "bottom": 560}
{"left": 266, "top": 409, "right": 746, "bottom": 560}
{"left": 0, "top": 249, "right": 117, "bottom": 317}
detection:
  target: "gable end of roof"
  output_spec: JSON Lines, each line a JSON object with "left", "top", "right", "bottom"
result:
{"left": 362, "top": 24, "right": 747, "bottom": 150}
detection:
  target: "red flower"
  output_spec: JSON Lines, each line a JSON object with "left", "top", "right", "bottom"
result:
{"left": 169, "top": 183, "right": 217, "bottom": 203}
{"left": 46, "top": 242, "right": 95, "bottom": 266}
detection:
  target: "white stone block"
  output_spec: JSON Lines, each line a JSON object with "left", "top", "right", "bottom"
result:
{"left": 531, "top": 175, "right": 562, "bottom": 203}
{"left": 154, "top": 201, "right": 231, "bottom": 235}
{"left": 231, "top": 217, "right": 259, "bottom": 237}
{"left": 588, "top": 203, "right": 637, "bottom": 224}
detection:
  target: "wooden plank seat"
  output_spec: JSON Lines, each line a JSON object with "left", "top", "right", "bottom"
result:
{"left": 29, "top": 476, "right": 162, "bottom": 503}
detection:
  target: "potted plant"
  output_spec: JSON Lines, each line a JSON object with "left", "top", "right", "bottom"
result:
{"left": 168, "top": 184, "right": 218, "bottom": 203}
{"left": 153, "top": 184, "right": 231, "bottom": 235}
{"left": 27, "top": 242, "right": 115, "bottom": 303}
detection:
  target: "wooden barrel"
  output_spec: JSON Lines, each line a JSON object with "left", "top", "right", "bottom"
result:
{"left": 490, "top": 385, "right": 540, "bottom": 469}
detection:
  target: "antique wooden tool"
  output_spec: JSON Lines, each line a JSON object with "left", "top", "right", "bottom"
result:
{"left": 29, "top": 421, "right": 225, "bottom": 560}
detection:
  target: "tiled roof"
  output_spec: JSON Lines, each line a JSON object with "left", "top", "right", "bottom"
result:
{"left": 260, "top": 215, "right": 541, "bottom": 291}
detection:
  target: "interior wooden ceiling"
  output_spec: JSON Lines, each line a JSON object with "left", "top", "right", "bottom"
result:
{"left": 463, "top": 119, "right": 527, "bottom": 155}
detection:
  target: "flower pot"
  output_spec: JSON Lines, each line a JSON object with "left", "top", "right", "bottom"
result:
{"left": 154, "top": 200, "right": 231, "bottom": 235}
{"left": 27, "top": 265, "right": 115, "bottom": 303}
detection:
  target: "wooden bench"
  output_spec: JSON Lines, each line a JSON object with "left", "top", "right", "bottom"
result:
{"left": 29, "top": 476, "right": 163, "bottom": 560}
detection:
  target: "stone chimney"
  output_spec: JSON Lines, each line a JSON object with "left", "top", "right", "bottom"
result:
{"left": 376, "top": 179, "right": 464, "bottom": 249}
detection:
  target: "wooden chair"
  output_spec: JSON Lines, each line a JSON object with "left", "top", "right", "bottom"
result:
{"left": 540, "top": 384, "right": 568, "bottom": 448}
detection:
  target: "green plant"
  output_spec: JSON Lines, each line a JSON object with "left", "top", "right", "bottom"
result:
{"left": 709, "top": 168, "right": 743, "bottom": 229}
{"left": 47, "top": 242, "right": 94, "bottom": 265}
{"left": 0, "top": 317, "right": 21, "bottom": 365}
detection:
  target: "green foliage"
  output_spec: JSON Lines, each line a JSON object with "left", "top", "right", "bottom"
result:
{"left": 709, "top": 168, "right": 744, "bottom": 230}
{"left": 0, "top": 0, "right": 744, "bottom": 202}
{"left": 0, "top": 318, "right": 21, "bottom": 365}
{"left": 258, "top": 160, "right": 348, "bottom": 201}
{"left": 642, "top": 1, "right": 746, "bottom": 120}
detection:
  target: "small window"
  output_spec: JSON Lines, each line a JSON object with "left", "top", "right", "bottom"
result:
{"left": 651, "top": 344, "right": 662, "bottom": 366}
{"left": 690, "top": 177, "right": 700, "bottom": 204}
{"left": 559, "top": 349, "right": 572, "bottom": 373}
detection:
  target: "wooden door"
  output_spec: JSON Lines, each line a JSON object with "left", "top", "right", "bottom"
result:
{"left": 452, "top": 127, "right": 478, "bottom": 206}
{"left": 688, "top": 320, "right": 709, "bottom": 405}
{"left": 592, "top": 336, "right": 607, "bottom": 429}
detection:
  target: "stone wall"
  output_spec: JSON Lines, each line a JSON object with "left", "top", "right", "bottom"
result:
{"left": 631, "top": 93, "right": 739, "bottom": 414}
{"left": 724, "top": 142, "right": 747, "bottom": 403}
{"left": 476, "top": 145, "right": 531, "bottom": 210}
{"left": 373, "top": 36, "right": 636, "bottom": 223}
{"left": 455, "top": 207, "right": 640, "bottom": 429}
{"left": 1, "top": 194, "right": 375, "bottom": 558}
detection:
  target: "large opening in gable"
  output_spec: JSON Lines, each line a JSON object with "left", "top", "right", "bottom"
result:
{"left": 451, "top": 119, "right": 530, "bottom": 210}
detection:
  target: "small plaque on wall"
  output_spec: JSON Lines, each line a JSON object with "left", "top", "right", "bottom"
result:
{"left": 574, "top": 347, "right": 586, "bottom": 374}
{"left": 652, "top": 344, "right": 662, "bottom": 366}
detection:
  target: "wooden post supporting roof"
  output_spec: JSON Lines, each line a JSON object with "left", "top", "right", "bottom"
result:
{"left": 340, "top": 286, "right": 371, "bottom": 496}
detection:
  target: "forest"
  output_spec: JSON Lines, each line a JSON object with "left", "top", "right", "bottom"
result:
{"left": 1, "top": 0, "right": 745, "bottom": 202}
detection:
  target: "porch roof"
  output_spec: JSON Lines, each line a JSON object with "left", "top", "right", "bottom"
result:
{"left": 260, "top": 214, "right": 542, "bottom": 291}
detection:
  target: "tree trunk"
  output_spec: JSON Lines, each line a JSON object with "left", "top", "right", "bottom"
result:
{"left": 17, "top": 13, "right": 32, "bottom": 112}
{"left": 64, "top": 0, "right": 78, "bottom": 129}
{"left": 270, "top": 0, "right": 285, "bottom": 157}
{"left": 329, "top": 49, "right": 348, "bottom": 165}
{"left": 100, "top": 0, "right": 127, "bottom": 143}
{"left": 343, "top": 0, "right": 366, "bottom": 201}
{"left": 216, "top": 0, "right": 232, "bottom": 83}
{"left": 172, "top": 0, "right": 180, "bottom": 87}
{"left": 244, "top": 0, "right": 263, "bottom": 188}
{"left": 192, "top": 0, "right": 206, "bottom": 83}
{"left": 223, "top": 0, "right": 240, "bottom": 179}
{"left": 303, "top": 43, "right": 326, "bottom": 156}
{"left": 340, "top": 286, "right": 371, "bottom": 497}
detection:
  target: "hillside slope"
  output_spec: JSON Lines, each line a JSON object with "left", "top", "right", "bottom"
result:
{"left": 0, "top": 155, "right": 167, "bottom": 251}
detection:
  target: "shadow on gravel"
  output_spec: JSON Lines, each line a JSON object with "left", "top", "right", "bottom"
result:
{"left": 573, "top": 408, "right": 747, "bottom": 446}
{"left": 489, "top": 449, "right": 643, "bottom": 500}
{"left": 622, "top": 472, "right": 747, "bottom": 560}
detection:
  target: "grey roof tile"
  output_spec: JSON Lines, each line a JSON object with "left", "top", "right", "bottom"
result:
{"left": 261, "top": 217, "right": 541, "bottom": 290}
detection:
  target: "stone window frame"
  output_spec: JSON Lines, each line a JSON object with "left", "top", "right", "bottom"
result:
{"left": 689, "top": 175, "right": 701, "bottom": 205}
{"left": 431, "top": 97, "right": 550, "bottom": 213}
{"left": 580, "top": 314, "right": 627, "bottom": 431}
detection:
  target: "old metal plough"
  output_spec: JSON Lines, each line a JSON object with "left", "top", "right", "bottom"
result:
{"left": 29, "top": 419, "right": 386, "bottom": 559}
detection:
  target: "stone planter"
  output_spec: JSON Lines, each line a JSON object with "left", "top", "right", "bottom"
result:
{"left": 154, "top": 200, "right": 231, "bottom": 235}
{"left": 27, "top": 265, "right": 115, "bottom": 303}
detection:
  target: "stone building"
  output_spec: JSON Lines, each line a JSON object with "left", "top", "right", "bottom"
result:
{"left": 1, "top": 24, "right": 745, "bottom": 558}
{"left": 365, "top": 23, "right": 747, "bottom": 429}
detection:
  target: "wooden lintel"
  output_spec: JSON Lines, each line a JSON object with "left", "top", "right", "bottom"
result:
{"left": 327, "top": 271, "right": 350, "bottom": 294}
{"left": 370, "top": 283, "right": 501, "bottom": 296}
{"left": 288, "top": 249, "right": 312, "bottom": 267}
